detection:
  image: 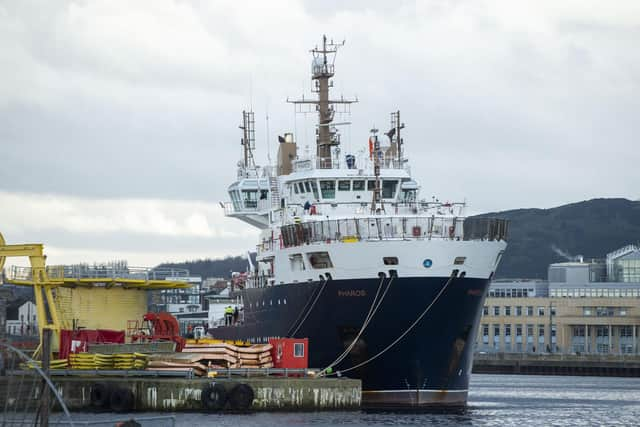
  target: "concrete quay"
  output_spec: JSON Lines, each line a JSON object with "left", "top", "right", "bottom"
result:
{"left": 51, "top": 376, "right": 361, "bottom": 412}
{"left": 473, "top": 353, "right": 640, "bottom": 376}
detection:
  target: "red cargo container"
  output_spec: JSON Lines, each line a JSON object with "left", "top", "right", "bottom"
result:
{"left": 269, "top": 338, "right": 308, "bottom": 369}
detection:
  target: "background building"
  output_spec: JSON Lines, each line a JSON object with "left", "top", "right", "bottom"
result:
{"left": 147, "top": 269, "right": 203, "bottom": 314}
{"left": 478, "top": 244, "right": 640, "bottom": 355}
{"left": 5, "top": 300, "right": 38, "bottom": 337}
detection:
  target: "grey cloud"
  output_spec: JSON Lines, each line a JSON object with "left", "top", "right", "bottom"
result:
{"left": 1, "top": 0, "right": 639, "bottom": 212}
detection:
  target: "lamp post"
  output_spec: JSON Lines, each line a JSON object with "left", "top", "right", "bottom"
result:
{"left": 548, "top": 300, "right": 554, "bottom": 353}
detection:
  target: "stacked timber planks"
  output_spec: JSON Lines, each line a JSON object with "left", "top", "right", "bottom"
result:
{"left": 145, "top": 343, "right": 274, "bottom": 376}
{"left": 182, "top": 342, "right": 274, "bottom": 369}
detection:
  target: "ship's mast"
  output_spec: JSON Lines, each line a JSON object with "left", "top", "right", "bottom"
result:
{"left": 390, "top": 111, "right": 405, "bottom": 164}
{"left": 288, "top": 35, "right": 357, "bottom": 169}
{"left": 370, "top": 128, "right": 384, "bottom": 214}
{"left": 239, "top": 110, "right": 256, "bottom": 170}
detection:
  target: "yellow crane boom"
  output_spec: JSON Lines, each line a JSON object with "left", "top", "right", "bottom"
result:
{"left": 0, "top": 233, "right": 62, "bottom": 336}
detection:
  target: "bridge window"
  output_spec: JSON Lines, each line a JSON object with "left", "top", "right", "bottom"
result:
{"left": 304, "top": 181, "right": 312, "bottom": 193}
{"left": 242, "top": 190, "right": 257, "bottom": 208}
{"left": 382, "top": 180, "right": 398, "bottom": 198}
{"left": 310, "top": 181, "right": 319, "bottom": 199}
{"left": 402, "top": 189, "right": 416, "bottom": 203}
{"left": 367, "top": 180, "right": 376, "bottom": 191}
{"left": 338, "top": 180, "right": 351, "bottom": 191}
{"left": 297, "top": 182, "right": 305, "bottom": 193}
{"left": 293, "top": 184, "right": 299, "bottom": 194}
{"left": 353, "top": 180, "right": 365, "bottom": 191}
{"left": 320, "top": 181, "right": 335, "bottom": 199}
{"left": 230, "top": 191, "right": 242, "bottom": 210}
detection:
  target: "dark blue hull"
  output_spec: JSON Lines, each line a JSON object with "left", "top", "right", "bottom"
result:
{"left": 210, "top": 275, "right": 489, "bottom": 407}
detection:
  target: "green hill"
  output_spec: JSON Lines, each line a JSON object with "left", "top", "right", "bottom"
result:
{"left": 478, "top": 198, "right": 640, "bottom": 279}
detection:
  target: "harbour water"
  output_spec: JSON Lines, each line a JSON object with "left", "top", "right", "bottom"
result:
{"left": 66, "top": 374, "right": 640, "bottom": 426}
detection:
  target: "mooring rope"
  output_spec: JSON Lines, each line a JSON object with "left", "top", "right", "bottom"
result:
{"left": 320, "top": 273, "right": 395, "bottom": 375}
{"left": 325, "top": 270, "right": 457, "bottom": 376}
{"left": 287, "top": 276, "right": 330, "bottom": 338}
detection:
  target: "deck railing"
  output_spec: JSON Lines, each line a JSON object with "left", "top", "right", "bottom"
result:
{"left": 257, "top": 216, "right": 508, "bottom": 252}
{"left": 6, "top": 265, "right": 189, "bottom": 282}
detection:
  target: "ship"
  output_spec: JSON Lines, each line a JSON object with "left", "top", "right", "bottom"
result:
{"left": 212, "top": 36, "right": 509, "bottom": 408}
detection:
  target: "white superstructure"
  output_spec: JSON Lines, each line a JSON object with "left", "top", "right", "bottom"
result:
{"left": 223, "top": 35, "right": 507, "bottom": 289}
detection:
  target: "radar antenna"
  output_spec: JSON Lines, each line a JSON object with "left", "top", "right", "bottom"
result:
{"left": 288, "top": 35, "right": 357, "bottom": 169}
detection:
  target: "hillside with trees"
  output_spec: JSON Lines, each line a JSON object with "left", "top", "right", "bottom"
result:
{"left": 156, "top": 255, "right": 251, "bottom": 280}
{"left": 478, "top": 198, "right": 640, "bottom": 279}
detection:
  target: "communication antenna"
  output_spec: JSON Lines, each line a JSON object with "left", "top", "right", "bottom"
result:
{"left": 265, "top": 104, "right": 272, "bottom": 165}
{"left": 288, "top": 35, "right": 358, "bottom": 169}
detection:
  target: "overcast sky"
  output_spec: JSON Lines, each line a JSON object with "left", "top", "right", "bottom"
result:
{"left": 1, "top": 0, "right": 638, "bottom": 267}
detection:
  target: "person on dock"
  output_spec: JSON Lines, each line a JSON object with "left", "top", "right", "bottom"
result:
{"left": 224, "top": 306, "right": 234, "bottom": 326}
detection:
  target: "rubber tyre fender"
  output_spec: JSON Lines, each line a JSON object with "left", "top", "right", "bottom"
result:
{"left": 90, "top": 383, "right": 112, "bottom": 410}
{"left": 201, "top": 382, "right": 227, "bottom": 411}
{"left": 109, "top": 387, "right": 134, "bottom": 413}
{"left": 227, "top": 383, "right": 254, "bottom": 411}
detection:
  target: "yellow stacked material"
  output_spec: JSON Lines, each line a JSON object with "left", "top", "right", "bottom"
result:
{"left": 113, "top": 353, "right": 135, "bottom": 369}
{"left": 20, "top": 359, "right": 68, "bottom": 370}
{"left": 94, "top": 353, "right": 114, "bottom": 369}
{"left": 113, "top": 353, "right": 148, "bottom": 370}
{"left": 133, "top": 352, "right": 149, "bottom": 370}
{"left": 68, "top": 352, "right": 148, "bottom": 370}
{"left": 69, "top": 353, "right": 97, "bottom": 369}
